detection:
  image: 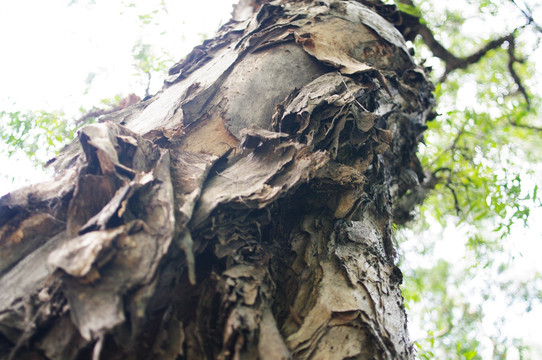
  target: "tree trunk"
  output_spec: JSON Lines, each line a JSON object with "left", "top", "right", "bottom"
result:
{"left": 0, "top": 1, "right": 434, "bottom": 359}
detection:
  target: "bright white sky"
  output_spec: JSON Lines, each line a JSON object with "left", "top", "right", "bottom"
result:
{"left": 0, "top": 0, "right": 236, "bottom": 114}
{"left": 0, "top": 0, "right": 237, "bottom": 193}
{"left": 0, "top": 1, "right": 541, "bottom": 358}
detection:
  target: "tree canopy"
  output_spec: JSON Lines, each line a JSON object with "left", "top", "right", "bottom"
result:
{"left": 1, "top": 0, "right": 541, "bottom": 358}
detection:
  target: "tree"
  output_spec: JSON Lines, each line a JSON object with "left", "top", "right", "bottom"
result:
{"left": 0, "top": 0, "right": 539, "bottom": 359}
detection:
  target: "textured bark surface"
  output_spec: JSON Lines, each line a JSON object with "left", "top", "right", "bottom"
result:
{"left": 0, "top": 1, "right": 433, "bottom": 359}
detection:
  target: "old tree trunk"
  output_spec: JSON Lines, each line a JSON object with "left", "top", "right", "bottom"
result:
{"left": 0, "top": 1, "right": 434, "bottom": 359}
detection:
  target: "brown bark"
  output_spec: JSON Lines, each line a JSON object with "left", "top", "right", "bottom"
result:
{"left": 0, "top": 1, "right": 434, "bottom": 359}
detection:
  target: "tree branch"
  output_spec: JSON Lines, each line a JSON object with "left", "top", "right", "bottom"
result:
{"left": 507, "top": 37, "right": 531, "bottom": 107}
{"left": 389, "top": 3, "right": 532, "bottom": 104}
{"left": 509, "top": 0, "right": 542, "bottom": 34}
{"left": 445, "top": 182, "right": 461, "bottom": 216}
{"left": 509, "top": 117, "right": 542, "bottom": 132}
{"left": 393, "top": 171, "right": 441, "bottom": 225}
{"left": 432, "top": 31, "right": 515, "bottom": 80}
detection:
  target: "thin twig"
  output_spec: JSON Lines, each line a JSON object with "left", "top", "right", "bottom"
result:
{"left": 445, "top": 183, "right": 461, "bottom": 216}
{"left": 507, "top": 37, "right": 531, "bottom": 107}
{"left": 509, "top": 0, "right": 542, "bottom": 34}
{"left": 509, "top": 118, "right": 542, "bottom": 132}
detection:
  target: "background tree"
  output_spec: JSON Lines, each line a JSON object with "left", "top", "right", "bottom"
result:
{"left": 1, "top": 0, "right": 536, "bottom": 356}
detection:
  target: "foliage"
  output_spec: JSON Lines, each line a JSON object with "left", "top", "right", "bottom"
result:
{"left": 0, "top": 109, "right": 78, "bottom": 165}
{"left": 391, "top": 0, "right": 542, "bottom": 357}
{"left": 0, "top": 98, "right": 131, "bottom": 166}
{"left": 123, "top": 0, "right": 175, "bottom": 96}
{"left": 131, "top": 40, "right": 173, "bottom": 97}
{"left": 403, "top": 260, "right": 483, "bottom": 360}
{"left": 399, "top": 219, "right": 542, "bottom": 359}
{"left": 0, "top": 0, "right": 177, "bottom": 171}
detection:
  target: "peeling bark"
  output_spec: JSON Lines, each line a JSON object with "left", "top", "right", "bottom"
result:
{"left": 0, "top": 1, "right": 434, "bottom": 359}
